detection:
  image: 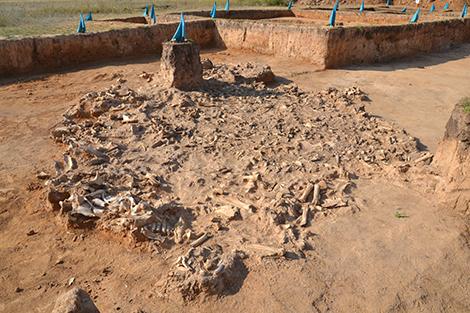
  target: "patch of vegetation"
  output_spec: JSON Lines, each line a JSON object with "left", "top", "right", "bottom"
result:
{"left": 460, "top": 97, "right": 470, "bottom": 113}
{"left": 394, "top": 210, "right": 409, "bottom": 219}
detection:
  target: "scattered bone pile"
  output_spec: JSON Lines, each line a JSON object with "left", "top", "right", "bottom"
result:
{"left": 46, "top": 62, "right": 426, "bottom": 299}
{"left": 163, "top": 245, "right": 246, "bottom": 301}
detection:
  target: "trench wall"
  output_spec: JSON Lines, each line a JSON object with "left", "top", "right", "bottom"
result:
{"left": 0, "top": 20, "right": 215, "bottom": 77}
{"left": 293, "top": 8, "right": 409, "bottom": 24}
{"left": 1, "top": 10, "right": 470, "bottom": 77}
{"left": 326, "top": 18, "right": 470, "bottom": 67}
{"left": 214, "top": 19, "right": 330, "bottom": 68}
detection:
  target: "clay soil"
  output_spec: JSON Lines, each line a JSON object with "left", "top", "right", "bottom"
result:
{"left": 1, "top": 46, "right": 470, "bottom": 313}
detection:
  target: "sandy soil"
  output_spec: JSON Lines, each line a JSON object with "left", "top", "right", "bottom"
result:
{"left": 1, "top": 46, "right": 470, "bottom": 312}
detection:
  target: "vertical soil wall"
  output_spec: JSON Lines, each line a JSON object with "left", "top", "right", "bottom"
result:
{"left": 0, "top": 20, "right": 215, "bottom": 77}
{"left": 2, "top": 11, "right": 470, "bottom": 77}
{"left": 293, "top": 8, "right": 409, "bottom": 24}
{"left": 214, "top": 19, "right": 330, "bottom": 68}
{"left": 325, "top": 18, "right": 470, "bottom": 67}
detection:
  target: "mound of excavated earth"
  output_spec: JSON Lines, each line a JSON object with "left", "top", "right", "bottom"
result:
{"left": 45, "top": 62, "right": 430, "bottom": 300}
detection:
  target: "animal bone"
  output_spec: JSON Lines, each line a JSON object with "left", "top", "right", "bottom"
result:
{"left": 299, "top": 182, "right": 314, "bottom": 203}
{"left": 190, "top": 233, "right": 210, "bottom": 248}
{"left": 215, "top": 195, "right": 257, "bottom": 213}
{"left": 414, "top": 152, "right": 433, "bottom": 164}
{"left": 300, "top": 183, "right": 320, "bottom": 227}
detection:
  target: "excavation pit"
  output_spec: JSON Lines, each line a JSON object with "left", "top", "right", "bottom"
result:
{"left": 2, "top": 4, "right": 470, "bottom": 311}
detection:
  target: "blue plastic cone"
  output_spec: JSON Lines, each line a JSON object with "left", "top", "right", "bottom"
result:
{"left": 85, "top": 11, "right": 93, "bottom": 21}
{"left": 143, "top": 5, "right": 149, "bottom": 16}
{"left": 386, "top": 0, "right": 392, "bottom": 6}
{"left": 225, "top": 0, "right": 230, "bottom": 12}
{"left": 77, "top": 13, "right": 86, "bottom": 33}
{"left": 288, "top": 1, "right": 293, "bottom": 10}
{"left": 410, "top": 8, "right": 420, "bottom": 23}
{"left": 150, "top": 4, "right": 156, "bottom": 22}
{"left": 171, "top": 13, "right": 186, "bottom": 42}
{"left": 430, "top": 4, "right": 435, "bottom": 12}
{"left": 401, "top": 7, "right": 407, "bottom": 13}
{"left": 461, "top": 3, "right": 468, "bottom": 17}
{"left": 443, "top": 3, "right": 449, "bottom": 10}
{"left": 329, "top": 6, "right": 337, "bottom": 26}
{"left": 359, "top": 0, "right": 365, "bottom": 13}
{"left": 210, "top": 2, "right": 217, "bottom": 18}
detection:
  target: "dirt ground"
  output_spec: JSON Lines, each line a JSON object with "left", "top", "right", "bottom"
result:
{"left": 1, "top": 45, "right": 470, "bottom": 313}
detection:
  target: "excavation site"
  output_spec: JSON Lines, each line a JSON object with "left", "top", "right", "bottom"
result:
{"left": 0, "top": 1, "right": 469, "bottom": 312}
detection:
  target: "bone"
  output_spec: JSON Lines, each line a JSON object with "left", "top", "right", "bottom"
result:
{"left": 215, "top": 195, "right": 257, "bottom": 213}
{"left": 299, "top": 182, "right": 315, "bottom": 203}
{"left": 300, "top": 183, "right": 320, "bottom": 227}
{"left": 190, "top": 233, "right": 210, "bottom": 248}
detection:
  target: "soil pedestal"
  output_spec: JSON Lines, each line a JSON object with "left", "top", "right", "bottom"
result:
{"left": 160, "top": 41, "right": 203, "bottom": 90}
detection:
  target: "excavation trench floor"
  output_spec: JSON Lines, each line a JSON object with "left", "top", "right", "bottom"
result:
{"left": 1, "top": 46, "right": 470, "bottom": 312}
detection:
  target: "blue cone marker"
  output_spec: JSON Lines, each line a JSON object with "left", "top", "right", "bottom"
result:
{"left": 288, "top": 1, "right": 293, "bottom": 10}
{"left": 359, "top": 0, "right": 365, "bottom": 13}
{"left": 171, "top": 13, "right": 186, "bottom": 42}
{"left": 410, "top": 8, "right": 420, "bottom": 23}
{"left": 77, "top": 13, "right": 86, "bottom": 33}
{"left": 443, "top": 3, "right": 449, "bottom": 10}
{"left": 85, "top": 11, "right": 93, "bottom": 21}
{"left": 150, "top": 4, "right": 156, "bottom": 23}
{"left": 401, "top": 7, "right": 407, "bottom": 13}
{"left": 210, "top": 1, "right": 217, "bottom": 18}
{"left": 461, "top": 3, "right": 468, "bottom": 17}
{"left": 386, "top": 0, "right": 392, "bottom": 6}
{"left": 329, "top": 5, "right": 337, "bottom": 26}
{"left": 430, "top": 3, "right": 435, "bottom": 12}
{"left": 143, "top": 5, "right": 149, "bottom": 16}
{"left": 225, "top": 0, "right": 230, "bottom": 12}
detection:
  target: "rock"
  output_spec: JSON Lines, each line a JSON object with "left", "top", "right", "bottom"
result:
{"left": 26, "top": 229, "right": 37, "bottom": 236}
{"left": 160, "top": 41, "right": 203, "bottom": 90}
{"left": 47, "top": 188, "right": 71, "bottom": 211}
{"left": 214, "top": 205, "right": 240, "bottom": 221}
{"left": 51, "top": 127, "right": 69, "bottom": 140}
{"left": 235, "top": 63, "right": 275, "bottom": 84}
{"left": 52, "top": 287, "right": 100, "bottom": 313}
{"left": 201, "top": 58, "right": 214, "bottom": 70}
{"left": 37, "top": 171, "right": 50, "bottom": 180}
{"left": 254, "top": 66, "right": 275, "bottom": 83}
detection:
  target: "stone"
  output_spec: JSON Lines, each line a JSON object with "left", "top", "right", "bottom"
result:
{"left": 52, "top": 127, "right": 69, "bottom": 140}
{"left": 160, "top": 41, "right": 203, "bottom": 90}
{"left": 201, "top": 58, "right": 214, "bottom": 70}
{"left": 52, "top": 287, "right": 100, "bottom": 313}
{"left": 235, "top": 63, "right": 275, "bottom": 84}
{"left": 47, "top": 188, "right": 71, "bottom": 211}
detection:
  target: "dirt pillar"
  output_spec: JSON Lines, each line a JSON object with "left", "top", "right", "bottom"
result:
{"left": 434, "top": 100, "right": 470, "bottom": 213}
{"left": 160, "top": 41, "right": 203, "bottom": 90}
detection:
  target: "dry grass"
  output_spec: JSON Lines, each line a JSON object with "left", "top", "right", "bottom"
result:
{"left": 0, "top": 0, "right": 288, "bottom": 38}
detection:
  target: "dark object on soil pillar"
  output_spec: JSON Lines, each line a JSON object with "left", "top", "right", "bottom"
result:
{"left": 160, "top": 41, "right": 203, "bottom": 90}
{"left": 434, "top": 99, "right": 470, "bottom": 214}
